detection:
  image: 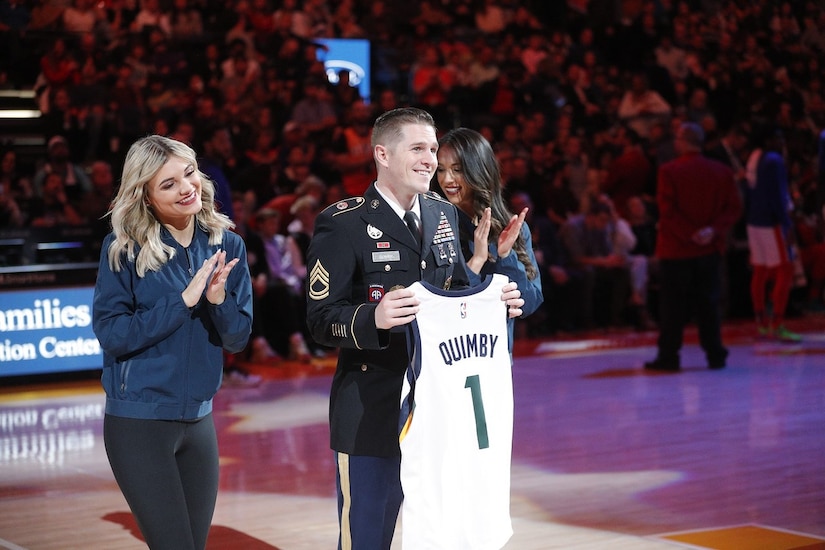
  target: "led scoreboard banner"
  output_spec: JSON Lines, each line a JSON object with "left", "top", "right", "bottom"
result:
{"left": 315, "top": 38, "right": 371, "bottom": 100}
{"left": 0, "top": 226, "right": 107, "bottom": 377}
{"left": 0, "top": 286, "right": 101, "bottom": 377}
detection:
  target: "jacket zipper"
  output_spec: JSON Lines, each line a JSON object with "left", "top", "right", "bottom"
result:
{"left": 119, "top": 360, "right": 131, "bottom": 393}
{"left": 180, "top": 243, "right": 198, "bottom": 418}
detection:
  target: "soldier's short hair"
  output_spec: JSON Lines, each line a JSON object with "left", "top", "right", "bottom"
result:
{"left": 371, "top": 107, "right": 436, "bottom": 150}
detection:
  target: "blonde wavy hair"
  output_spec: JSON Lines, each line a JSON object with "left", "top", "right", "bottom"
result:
{"left": 106, "top": 135, "right": 233, "bottom": 277}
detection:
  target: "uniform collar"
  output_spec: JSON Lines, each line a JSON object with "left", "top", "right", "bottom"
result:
{"left": 373, "top": 182, "right": 420, "bottom": 221}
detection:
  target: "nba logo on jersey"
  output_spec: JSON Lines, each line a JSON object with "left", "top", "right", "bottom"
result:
{"left": 460, "top": 301, "right": 467, "bottom": 318}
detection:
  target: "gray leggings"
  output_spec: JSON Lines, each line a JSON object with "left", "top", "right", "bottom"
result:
{"left": 104, "top": 414, "right": 219, "bottom": 550}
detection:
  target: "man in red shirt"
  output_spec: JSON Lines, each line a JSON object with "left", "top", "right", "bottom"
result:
{"left": 645, "top": 122, "right": 743, "bottom": 371}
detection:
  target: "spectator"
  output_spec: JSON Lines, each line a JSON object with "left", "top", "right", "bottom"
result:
{"left": 705, "top": 123, "right": 748, "bottom": 181}
{"left": 253, "top": 207, "right": 311, "bottom": 361}
{"left": 745, "top": 125, "right": 802, "bottom": 342}
{"left": 466, "top": 43, "right": 500, "bottom": 98}
{"left": 329, "top": 99, "right": 375, "bottom": 197}
{"left": 557, "top": 63, "right": 605, "bottom": 134}
{"left": 220, "top": 37, "right": 262, "bottom": 79}
{"left": 410, "top": 44, "right": 455, "bottom": 128}
{"left": 623, "top": 195, "right": 657, "bottom": 329}
{"left": 62, "top": 0, "right": 95, "bottom": 34}
{"left": 38, "top": 37, "right": 80, "bottom": 96}
{"left": 273, "top": 0, "right": 312, "bottom": 39}
{"left": 561, "top": 135, "right": 591, "bottom": 202}
{"left": 288, "top": 77, "right": 338, "bottom": 145}
{"left": 33, "top": 135, "right": 92, "bottom": 201}
{"left": 28, "top": 172, "right": 86, "bottom": 228}
{"left": 543, "top": 162, "right": 581, "bottom": 227}
{"left": 28, "top": 0, "right": 63, "bottom": 32}
{"left": 0, "top": 148, "right": 25, "bottom": 228}
{"left": 602, "top": 125, "right": 653, "bottom": 218}
{"left": 617, "top": 72, "right": 672, "bottom": 140}
{"left": 276, "top": 144, "right": 318, "bottom": 197}
{"left": 131, "top": 0, "right": 171, "bottom": 37}
{"left": 330, "top": 68, "right": 361, "bottom": 115}
{"left": 0, "top": 0, "right": 31, "bottom": 87}
{"left": 40, "top": 86, "right": 90, "bottom": 162}
{"left": 243, "top": 127, "right": 279, "bottom": 167}
{"left": 475, "top": 0, "right": 508, "bottom": 36}
{"left": 0, "top": 186, "right": 23, "bottom": 229}
{"left": 303, "top": 0, "right": 333, "bottom": 37}
{"left": 559, "top": 199, "right": 632, "bottom": 329}
{"left": 0, "top": 148, "right": 33, "bottom": 206}
{"left": 169, "top": 0, "right": 204, "bottom": 45}
{"left": 510, "top": 190, "right": 574, "bottom": 334}
{"left": 520, "top": 32, "right": 548, "bottom": 77}
{"left": 77, "top": 160, "right": 115, "bottom": 235}
{"left": 794, "top": 205, "right": 825, "bottom": 312}
{"left": 654, "top": 35, "right": 688, "bottom": 82}
{"left": 147, "top": 27, "right": 187, "bottom": 87}
{"left": 645, "top": 122, "right": 742, "bottom": 371}
{"left": 219, "top": 55, "right": 257, "bottom": 101}
{"left": 197, "top": 125, "right": 238, "bottom": 222}
{"left": 287, "top": 193, "right": 319, "bottom": 260}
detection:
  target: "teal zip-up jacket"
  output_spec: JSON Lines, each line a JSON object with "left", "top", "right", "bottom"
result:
{"left": 93, "top": 225, "right": 253, "bottom": 420}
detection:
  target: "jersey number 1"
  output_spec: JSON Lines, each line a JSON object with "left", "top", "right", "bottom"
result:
{"left": 464, "top": 374, "right": 489, "bottom": 449}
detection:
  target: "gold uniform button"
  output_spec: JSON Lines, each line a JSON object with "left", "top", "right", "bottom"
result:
{"left": 360, "top": 364, "right": 368, "bottom": 372}
{"left": 420, "top": 260, "right": 426, "bottom": 269}
{"left": 384, "top": 264, "right": 391, "bottom": 272}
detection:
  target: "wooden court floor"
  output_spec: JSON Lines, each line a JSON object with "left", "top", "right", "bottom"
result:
{"left": 1, "top": 317, "right": 824, "bottom": 549}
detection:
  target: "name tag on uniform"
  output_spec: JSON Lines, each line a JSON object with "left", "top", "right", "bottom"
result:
{"left": 372, "top": 250, "right": 401, "bottom": 262}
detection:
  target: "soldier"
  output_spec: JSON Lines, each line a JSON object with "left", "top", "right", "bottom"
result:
{"left": 305, "top": 107, "right": 524, "bottom": 549}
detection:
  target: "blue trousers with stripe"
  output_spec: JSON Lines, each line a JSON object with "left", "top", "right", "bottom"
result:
{"left": 335, "top": 452, "right": 403, "bottom": 550}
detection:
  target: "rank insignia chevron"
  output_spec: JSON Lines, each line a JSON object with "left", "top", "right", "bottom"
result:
{"left": 309, "top": 259, "right": 330, "bottom": 300}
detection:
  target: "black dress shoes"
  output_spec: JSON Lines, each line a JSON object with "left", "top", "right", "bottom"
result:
{"left": 644, "top": 359, "right": 680, "bottom": 372}
{"left": 708, "top": 349, "right": 729, "bottom": 370}
{"left": 708, "top": 357, "right": 727, "bottom": 369}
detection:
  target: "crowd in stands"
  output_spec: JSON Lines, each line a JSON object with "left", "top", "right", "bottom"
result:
{"left": 2, "top": 0, "right": 825, "bottom": 344}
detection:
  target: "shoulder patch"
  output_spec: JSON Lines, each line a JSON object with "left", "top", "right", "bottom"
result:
{"left": 423, "top": 191, "right": 452, "bottom": 204}
{"left": 323, "top": 196, "right": 366, "bottom": 216}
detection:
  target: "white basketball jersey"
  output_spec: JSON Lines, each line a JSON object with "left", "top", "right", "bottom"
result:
{"left": 400, "top": 274, "right": 513, "bottom": 550}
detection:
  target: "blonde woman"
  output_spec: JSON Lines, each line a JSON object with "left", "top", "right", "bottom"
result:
{"left": 92, "top": 135, "right": 252, "bottom": 549}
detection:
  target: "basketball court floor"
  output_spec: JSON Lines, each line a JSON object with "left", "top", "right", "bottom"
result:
{"left": 1, "top": 318, "right": 824, "bottom": 549}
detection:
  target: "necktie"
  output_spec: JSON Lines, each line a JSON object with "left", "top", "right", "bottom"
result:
{"left": 404, "top": 210, "right": 422, "bottom": 247}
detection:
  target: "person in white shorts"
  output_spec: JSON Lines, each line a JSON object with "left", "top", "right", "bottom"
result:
{"left": 745, "top": 125, "right": 801, "bottom": 342}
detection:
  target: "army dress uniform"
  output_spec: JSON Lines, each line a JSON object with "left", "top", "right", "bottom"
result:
{"left": 306, "top": 182, "right": 470, "bottom": 457}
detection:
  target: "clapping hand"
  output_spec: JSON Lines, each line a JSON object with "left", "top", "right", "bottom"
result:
{"left": 497, "top": 207, "right": 528, "bottom": 258}
{"left": 182, "top": 250, "right": 240, "bottom": 307}
{"left": 468, "top": 208, "right": 493, "bottom": 274}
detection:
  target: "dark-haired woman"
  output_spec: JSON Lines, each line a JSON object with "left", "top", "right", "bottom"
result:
{"left": 434, "top": 127, "right": 544, "bottom": 341}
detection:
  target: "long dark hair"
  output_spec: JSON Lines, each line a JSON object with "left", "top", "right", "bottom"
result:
{"left": 436, "top": 128, "right": 537, "bottom": 280}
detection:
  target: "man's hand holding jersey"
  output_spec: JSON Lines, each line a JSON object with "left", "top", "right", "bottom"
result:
{"left": 374, "top": 282, "right": 523, "bottom": 330}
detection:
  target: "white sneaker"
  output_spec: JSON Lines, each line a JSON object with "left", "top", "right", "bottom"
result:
{"left": 289, "top": 333, "right": 311, "bottom": 361}
{"left": 225, "top": 369, "right": 262, "bottom": 387}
